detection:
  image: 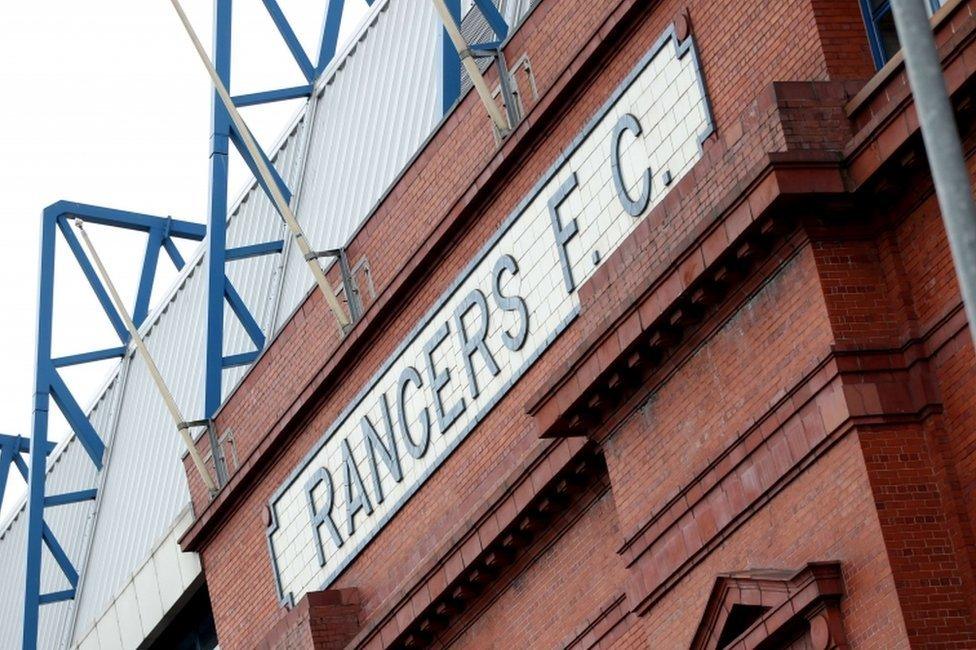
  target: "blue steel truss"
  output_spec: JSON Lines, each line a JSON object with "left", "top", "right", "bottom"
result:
{"left": 202, "top": 0, "right": 386, "bottom": 417}
{"left": 19, "top": 202, "right": 205, "bottom": 649}
{"left": 205, "top": 0, "right": 510, "bottom": 412}
{"left": 11, "top": 1, "right": 511, "bottom": 648}
{"left": 441, "top": 0, "right": 510, "bottom": 113}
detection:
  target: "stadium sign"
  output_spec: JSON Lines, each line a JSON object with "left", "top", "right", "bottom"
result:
{"left": 267, "top": 24, "right": 714, "bottom": 605}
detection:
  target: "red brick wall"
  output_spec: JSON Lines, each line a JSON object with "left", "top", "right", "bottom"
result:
{"left": 859, "top": 420, "right": 976, "bottom": 647}
{"left": 891, "top": 184, "right": 976, "bottom": 579}
{"left": 811, "top": 0, "right": 878, "bottom": 80}
{"left": 180, "top": 0, "right": 976, "bottom": 647}
{"left": 603, "top": 247, "right": 834, "bottom": 539}
{"left": 639, "top": 437, "right": 907, "bottom": 649}
{"left": 447, "top": 482, "right": 628, "bottom": 647}
{"left": 189, "top": 0, "right": 854, "bottom": 507}
{"left": 263, "top": 589, "right": 362, "bottom": 650}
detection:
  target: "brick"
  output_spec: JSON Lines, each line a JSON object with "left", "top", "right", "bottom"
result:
{"left": 185, "top": 1, "right": 976, "bottom": 648}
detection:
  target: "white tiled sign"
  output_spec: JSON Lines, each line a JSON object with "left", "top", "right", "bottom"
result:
{"left": 267, "top": 25, "right": 713, "bottom": 604}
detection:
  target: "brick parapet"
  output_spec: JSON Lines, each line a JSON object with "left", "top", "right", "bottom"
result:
{"left": 179, "top": 0, "right": 976, "bottom": 647}
{"left": 261, "top": 588, "right": 362, "bottom": 650}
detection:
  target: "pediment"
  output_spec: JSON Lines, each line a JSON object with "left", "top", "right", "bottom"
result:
{"left": 690, "top": 562, "right": 846, "bottom": 650}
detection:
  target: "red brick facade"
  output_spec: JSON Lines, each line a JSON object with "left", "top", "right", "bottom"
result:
{"left": 180, "top": 0, "right": 976, "bottom": 647}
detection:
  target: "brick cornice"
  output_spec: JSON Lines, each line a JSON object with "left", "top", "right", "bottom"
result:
{"left": 616, "top": 303, "right": 965, "bottom": 615}
{"left": 525, "top": 151, "right": 846, "bottom": 440}
{"left": 616, "top": 298, "right": 965, "bottom": 555}
{"left": 526, "top": 61, "right": 976, "bottom": 446}
{"left": 342, "top": 235, "right": 965, "bottom": 647}
{"left": 184, "top": 0, "right": 976, "bottom": 552}
{"left": 346, "top": 440, "right": 604, "bottom": 649}
{"left": 181, "top": 0, "right": 666, "bottom": 552}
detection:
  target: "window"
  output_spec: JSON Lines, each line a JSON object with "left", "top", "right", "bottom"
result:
{"left": 861, "top": 0, "right": 945, "bottom": 68}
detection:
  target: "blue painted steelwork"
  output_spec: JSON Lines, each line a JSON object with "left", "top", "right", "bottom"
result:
{"left": 19, "top": 203, "right": 206, "bottom": 649}
{"left": 261, "top": 0, "right": 317, "bottom": 82}
{"left": 201, "top": 0, "right": 379, "bottom": 417}
{"left": 440, "top": 0, "right": 510, "bottom": 113}
{"left": 15, "top": 2, "right": 512, "bottom": 646}
{"left": 232, "top": 85, "right": 313, "bottom": 107}
{"left": 226, "top": 240, "right": 285, "bottom": 261}
{"left": 204, "top": 0, "right": 510, "bottom": 402}
{"left": 228, "top": 125, "right": 292, "bottom": 203}
{"left": 0, "top": 436, "right": 53, "bottom": 517}
{"left": 204, "top": 0, "right": 233, "bottom": 422}
{"left": 43, "top": 490, "right": 98, "bottom": 508}
{"left": 222, "top": 351, "right": 260, "bottom": 368}
{"left": 471, "top": 0, "right": 509, "bottom": 41}
{"left": 441, "top": 0, "right": 462, "bottom": 114}
{"left": 51, "top": 347, "right": 128, "bottom": 368}
{"left": 318, "top": 0, "right": 350, "bottom": 73}
{"left": 315, "top": 0, "right": 380, "bottom": 74}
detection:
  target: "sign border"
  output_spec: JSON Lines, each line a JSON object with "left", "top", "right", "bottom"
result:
{"left": 266, "top": 22, "right": 715, "bottom": 605}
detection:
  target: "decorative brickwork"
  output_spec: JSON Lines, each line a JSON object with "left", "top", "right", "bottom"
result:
{"left": 180, "top": 0, "right": 976, "bottom": 647}
{"left": 690, "top": 562, "right": 848, "bottom": 650}
{"left": 261, "top": 588, "right": 362, "bottom": 650}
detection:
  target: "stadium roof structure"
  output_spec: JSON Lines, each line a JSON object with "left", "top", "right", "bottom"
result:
{"left": 0, "top": 0, "right": 536, "bottom": 647}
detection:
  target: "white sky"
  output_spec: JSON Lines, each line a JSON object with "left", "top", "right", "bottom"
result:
{"left": 0, "top": 0, "right": 370, "bottom": 522}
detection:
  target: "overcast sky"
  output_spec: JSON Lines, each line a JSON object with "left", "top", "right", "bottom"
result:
{"left": 0, "top": 1, "right": 370, "bottom": 522}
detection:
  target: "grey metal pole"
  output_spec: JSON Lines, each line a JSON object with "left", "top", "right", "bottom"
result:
{"left": 890, "top": 0, "right": 976, "bottom": 347}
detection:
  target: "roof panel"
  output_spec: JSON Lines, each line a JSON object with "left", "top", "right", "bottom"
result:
{"left": 274, "top": 0, "right": 442, "bottom": 323}
{"left": 0, "top": 1, "right": 535, "bottom": 646}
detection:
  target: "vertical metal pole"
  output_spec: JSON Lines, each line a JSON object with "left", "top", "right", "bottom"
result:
{"left": 207, "top": 420, "right": 229, "bottom": 487}
{"left": 205, "top": 0, "right": 233, "bottom": 418}
{"left": 890, "top": 0, "right": 976, "bottom": 348}
{"left": 23, "top": 213, "right": 57, "bottom": 650}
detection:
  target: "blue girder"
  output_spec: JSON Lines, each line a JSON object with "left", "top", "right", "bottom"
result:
{"left": 19, "top": 203, "right": 206, "bottom": 649}
{"left": 441, "top": 0, "right": 510, "bottom": 113}
{"left": 13, "top": 1, "right": 511, "bottom": 648}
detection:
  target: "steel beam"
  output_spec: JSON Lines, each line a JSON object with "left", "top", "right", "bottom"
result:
{"left": 45, "top": 201, "right": 206, "bottom": 238}
{"left": 437, "top": 0, "right": 512, "bottom": 128}
{"left": 205, "top": 0, "right": 233, "bottom": 418}
{"left": 232, "top": 85, "right": 312, "bottom": 107}
{"left": 441, "top": 0, "right": 462, "bottom": 114}
{"left": 23, "top": 207, "right": 57, "bottom": 650}
{"left": 52, "top": 347, "right": 127, "bottom": 368}
{"left": 226, "top": 240, "right": 285, "bottom": 261}
{"left": 20, "top": 203, "right": 206, "bottom": 649}
{"left": 261, "top": 0, "right": 316, "bottom": 82}
{"left": 317, "top": 0, "right": 379, "bottom": 74}
{"left": 17, "top": 2, "right": 511, "bottom": 645}
{"left": 133, "top": 226, "right": 164, "bottom": 325}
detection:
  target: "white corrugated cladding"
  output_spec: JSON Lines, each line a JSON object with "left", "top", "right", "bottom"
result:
{"left": 67, "top": 123, "right": 309, "bottom": 644}
{"left": 0, "top": 1, "right": 530, "bottom": 648}
{"left": 0, "top": 374, "right": 124, "bottom": 650}
{"left": 274, "top": 0, "right": 443, "bottom": 320}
